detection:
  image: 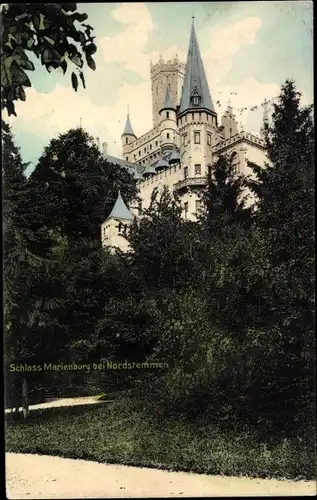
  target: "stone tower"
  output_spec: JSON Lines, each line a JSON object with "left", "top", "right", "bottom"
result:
{"left": 151, "top": 55, "right": 185, "bottom": 128}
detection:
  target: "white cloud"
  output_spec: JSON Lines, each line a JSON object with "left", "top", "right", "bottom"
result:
{"left": 100, "top": 3, "right": 154, "bottom": 79}
{"left": 8, "top": 6, "right": 281, "bottom": 164}
{"left": 204, "top": 17, "right": 262, "bottom": 86}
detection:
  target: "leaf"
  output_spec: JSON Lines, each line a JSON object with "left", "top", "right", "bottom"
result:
{"left": 10, "top": 62, "right": 31, "bottom": 87}
{"left": 61, "top": 60, "right": 67, "bottom": 75}
{"left": 6, "top": 100, "right": 17, "bottom": 117}
{"left": 86, "top": 53, "right": 95, "bottom": 71}
{"left": 1, "top": 65, "right": 12, "bottom": 87}
{"left": 27, "top": 38, "right": 34, "bottom": 49}
{"left": 71, "top": 12, "right": 88, "bottom": 23}
{"left": 62, "top": 3, "right": 77, "bottom": 12}
{"left": 85, "top": 43, "right": 97, "bottom": 55}
{"left": 17, "top": 86, "right": 26, "bottom": 101}
{"left": 79, "top": 71, "right": 85, "bottom": 89}
{"left": 71, "top": 71, "right": 78, "bottom": 91}
{"left": 44, "top": 36, "right": 55, "bottom": 45}
{"left": 70, "top": 54, "right": 83, "bottom": 68}
{"left": 39, "top": 13, "right": 45, "bottom": 30}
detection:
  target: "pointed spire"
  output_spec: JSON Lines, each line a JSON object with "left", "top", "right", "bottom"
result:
{"left": 160, "top": 86, "right": 175, "bottom": 113}
{"left": 107, "top": 190, "right": 134, "bottom": 221}
{"left": 122, "top": 109, "right": 136, "bottom": 137}
{"left": 260, "top": 98, "right": 269, "bottom": 138}
{"left": 179, "top": 19, "right": 215, "bottom": 115}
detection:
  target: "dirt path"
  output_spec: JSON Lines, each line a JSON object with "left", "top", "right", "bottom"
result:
{"left": 6, "top": 453, "right": 316, "bottom": 498}
{"left": 5, "top": 395, "right": 107, "bottom": 414}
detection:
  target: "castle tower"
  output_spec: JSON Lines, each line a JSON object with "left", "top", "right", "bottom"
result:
{"left": 221, "top": 103, "right": 239, "bottom": 140}
{"left": 159, "top": 86, "right": 178, "bottom": 153}
{"left": 177, "top": 18, "right": 218, "bottom": 179}
{"left": 151, "top": 55, "right": 185, "bottom": 128}
{"left": 101, "top": 191, "right": 135, "bottom": 253}
{"left": 121, "top": 111, "right": 137, "bottom": 161}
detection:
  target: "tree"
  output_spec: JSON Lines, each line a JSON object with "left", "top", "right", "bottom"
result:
{"left": 1, "top": 3, "right": 96, "bottom": 116}
{"left": 2, "top": 123, "right": 60, "bottom": 413}
{"left": 200, "top": 154, "right": 252, "bottom": 239}
{"left": 28, "top": 127, "right": 138, "bottom": 242}
{"left": 247, "top": 80, "right": 315, "bottom": 432}
{"left": 127, "top": 186, "right": 199, "bottom": 293}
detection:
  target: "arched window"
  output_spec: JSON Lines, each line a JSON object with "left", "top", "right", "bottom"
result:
{"left": 231, "top": 151, "right": 240, "bottom": 174}
{"left": 126, "top": 137, "right": 128, "bottom": 144}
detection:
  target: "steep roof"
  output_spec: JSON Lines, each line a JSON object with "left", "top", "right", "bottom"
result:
{"left": 169, "top": 150, "right": 181, "bottom": 163}
{"left": 160, "top": 86, "right": 175, "bottom": 112}
{"left": 105, "top": 154, "right": 143, "bottom": 179}
{"left": 122, "top": 113, "right": 136, "bottom": 137}
{"left": 179, "top": 19, "right": 215, "bottom": 115}
{"left": 107, "top": 191, "right": 134, "bottom": 221}
{"left": 143, "top": 163, "right": 157, "bottom": 176}
{"left": 155, "top": 156, "right": 170, "bottom": 170}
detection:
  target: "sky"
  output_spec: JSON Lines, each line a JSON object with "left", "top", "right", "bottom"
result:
{"left": 5, "top": 1, "right": 313, "bottom": 176}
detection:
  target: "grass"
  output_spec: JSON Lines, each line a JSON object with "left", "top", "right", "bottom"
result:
{"left": 5, "top": 399, "right": 316, "bottom": 481}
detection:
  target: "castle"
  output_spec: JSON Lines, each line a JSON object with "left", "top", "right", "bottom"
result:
{"left": 101, "top": 19, "right": 267, "bottom": 252}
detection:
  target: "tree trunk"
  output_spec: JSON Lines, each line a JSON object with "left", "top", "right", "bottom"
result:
{"left": 22, "top": 376, "right": 29, "bottom": 419}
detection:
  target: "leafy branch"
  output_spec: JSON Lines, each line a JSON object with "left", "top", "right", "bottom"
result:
{"left": 0, "top": 3, "right": 97, "bottom": 116}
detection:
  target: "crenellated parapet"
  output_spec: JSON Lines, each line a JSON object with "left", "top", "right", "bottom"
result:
{"left": 213, "top": 131, "right": 266, "bottom": 153}
{"left": 150, "top": 57, "right": 186, "bottom": 78}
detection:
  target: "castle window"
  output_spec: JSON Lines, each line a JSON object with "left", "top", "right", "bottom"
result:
{"left": 231, "top": 151, "right": 240, "bottom": 174}
{"left": 185, "top": 115, "right": 187, "bottom": 122}
{"left": 184, "top": 166, "right": 188, "bottom": 179}
{"left": 192, "top": 113, "right": 195, "bottom": 121}
{"left": 184, "top": 202, "right": 188, "bottom": 219}
{"left": 133, "top": 154, "right": 136, "bottom": 160}
{"left": 166, "top": 111, "right": 169, "bottom": 119}
{"left": 207, "top": 133, "right": 212, "bottom": 146}
{"left": 183, "top": 133, "right": 188, "bottom": 146}
{"left": 195, "top": 164, "right": 201, "bottom": 176}
{"left": 139, "top": 151, "right": 141, "bottom": 156}
{"left": 150, "top": 144, "right": 152, "bottom": 150}
{"left": 199, "top": 112, "right": 201, "bottom": 121}
{"left": 144, "top": 147, "right": 146, "bottom": 153}
{"left": 195, "top": 199, "right": 203, "bottom": 213}
{"left": 167, "top": 133, "right": 170, "bottom": 139}
{"left": 194, "top": 131, "right": 201, "bottom": 144}
{"left": 126, "top": 156, "right": 129, "bottom": 161}
{"left": 155, "top": 141, "right": 158, "bottom": 147}
{"left": 191, "top": 94, "right": 201, "bottom": 107}
{"left": 230, "top": 127, "right": 232, "bottom": 137}
{"left": 126, "top": 137, "right": 128, "bottom": 144}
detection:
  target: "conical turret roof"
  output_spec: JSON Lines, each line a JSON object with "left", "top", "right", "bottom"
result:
{"left": 107, "top": 191, "right": 134, "bottom": 221}
{"left": 155, "top": 156, "right": 169, "bottom": 170}
{"left": 169, "top": 150, "right": 181, "bottom": 163}
{"left": 122, "top": 113, "right": 136, "bottom": 137}
{"left": 179, "top": 19, "right": 215, "bottom": 115}
{"left": 143, "top": 163, "right": 156, "bottom": 177}
{"left": 160, "top": 86, "right": 175, "bottom": 113}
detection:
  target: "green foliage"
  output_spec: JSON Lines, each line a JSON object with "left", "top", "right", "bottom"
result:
{"left": 6, "top": 403, "right": 316, "bottom": 480}
{"left": 3, "top": 79, "right": 315, "bottom": 465}
{"left": 0, "top": 3, "right": 96, "bottom": 116}
{"left": 200, "top": 154, "right": 252, "bottom": 238}
{"left": 28, "top": 127, "right": 138, "bottom": 241}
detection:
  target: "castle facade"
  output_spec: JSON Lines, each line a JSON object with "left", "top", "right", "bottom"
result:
{"left": 101, "top": 19, "right": 267, "bottom": 252}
